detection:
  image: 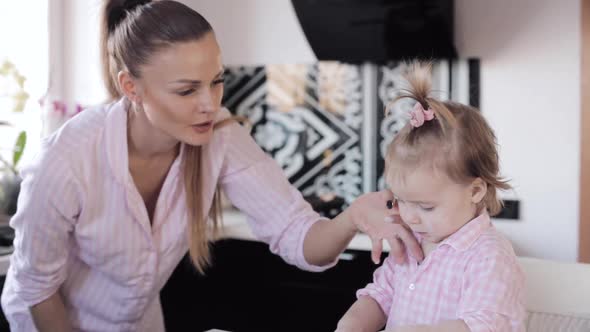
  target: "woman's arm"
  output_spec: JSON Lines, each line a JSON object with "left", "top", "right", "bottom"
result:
{"left": 5, "top": 143, "right": 79, "bottom": 327}
{"left": 303, "top": 191, "right": 423, "bottom": 266}
{"left": 30, "top": 292, "right": 72, "bottom": 332}
{"left": 218, "top": 122, "right": 422, "bottom": 270}
{"left": 336, "top": 296, "right": 387, "bottom": 332}
{"left": 302, "top": 207, "right": 357, "bottom": 266}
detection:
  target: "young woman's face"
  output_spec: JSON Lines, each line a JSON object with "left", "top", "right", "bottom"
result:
{"left": 135, "top": 31, "right": 225, "bottom": 146}
{"left": 387, "top": 164, "right": 481, "bottom": 244}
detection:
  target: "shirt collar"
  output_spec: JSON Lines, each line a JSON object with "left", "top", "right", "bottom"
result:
{"left": 439, "top": 212, "right": 492, "bottom": 252}
{"left": 104, "top": 97, "right": 130, "bottom": 186}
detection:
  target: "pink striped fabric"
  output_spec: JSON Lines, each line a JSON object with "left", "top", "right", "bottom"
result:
{"left": 1, "top": 98, "right": 331, "bottom": 331}
{"left": 357, "top": 213, "right": 526, "bottom": 331}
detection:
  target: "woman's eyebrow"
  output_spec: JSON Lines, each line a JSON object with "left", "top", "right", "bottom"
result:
{"left": 169, "top": 69, "right": 225, "bottom": 85}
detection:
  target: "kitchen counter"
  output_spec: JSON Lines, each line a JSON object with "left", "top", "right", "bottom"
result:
{"left": 218, "top": 209, "right": 388, "bottom": 252}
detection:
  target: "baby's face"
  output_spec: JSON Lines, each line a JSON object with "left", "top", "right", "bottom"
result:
{"left": 387, "top": 165, "right": 480, "bottom": 244}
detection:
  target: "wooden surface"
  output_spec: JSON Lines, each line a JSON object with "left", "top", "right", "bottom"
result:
{"left": 581, "top": 0, "right": 590, "bottom": 263}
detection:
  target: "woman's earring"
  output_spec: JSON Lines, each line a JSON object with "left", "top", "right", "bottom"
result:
{"left": 132, "top": 100, "right": 144, "bottom": 113}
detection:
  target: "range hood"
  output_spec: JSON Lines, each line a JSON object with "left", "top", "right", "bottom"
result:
{"left": 291, "top": 0, "right": 457, "bottom": 63}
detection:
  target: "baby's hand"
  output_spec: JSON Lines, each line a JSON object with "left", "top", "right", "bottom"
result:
{"left": 349, "top": 190, "right": 424, "bottom": 264}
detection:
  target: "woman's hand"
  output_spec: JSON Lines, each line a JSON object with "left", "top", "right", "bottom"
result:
{"left": 348, "top": 190, "right": 423, "bottom": 264}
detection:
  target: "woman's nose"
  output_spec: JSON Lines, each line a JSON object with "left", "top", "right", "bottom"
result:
{"left": 197, "top": 90, "right": 216, "bottom": 113}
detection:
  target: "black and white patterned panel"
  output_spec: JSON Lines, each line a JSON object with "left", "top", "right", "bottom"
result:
{"left": 223, "top": 66, "right": 266, "bottom": 120}
{"left": 223, "top": 63, "right": 364, "bottom": 215}
{"left": 375, "top": 62, "right": 416, "bottom": 190}
{"left": 374, "top": 61, "right": 453, "bottom": 190}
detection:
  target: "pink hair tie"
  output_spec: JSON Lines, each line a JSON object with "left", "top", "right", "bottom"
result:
{"left": 410, "top": 102, "right": 435, "bottom": 128}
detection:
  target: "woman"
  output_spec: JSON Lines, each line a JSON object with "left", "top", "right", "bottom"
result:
{"left": 0, "top": 1, "right": 422, "bottom": 331}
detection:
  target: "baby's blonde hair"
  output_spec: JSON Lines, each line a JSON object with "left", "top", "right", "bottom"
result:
{"left": 385, "top": 61, "right": 510, "bottom": 216}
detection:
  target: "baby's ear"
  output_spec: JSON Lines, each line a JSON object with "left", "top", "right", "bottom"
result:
{"left": 470, "top": 178, "right": 487, "bottom": 204}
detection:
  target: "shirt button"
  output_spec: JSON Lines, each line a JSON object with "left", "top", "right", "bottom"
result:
{"left": 409, "top": 283, "right": 415, "bottom": 290}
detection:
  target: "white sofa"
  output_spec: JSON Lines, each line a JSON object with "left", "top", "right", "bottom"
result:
{"left": 519, "top": 257, "right": 590, "bottom": 331}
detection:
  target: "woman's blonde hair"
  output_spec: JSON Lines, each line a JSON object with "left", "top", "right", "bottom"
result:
{"left": 101, "top": 0, "right": 223, "bottom": 273}
{"left": 385, "top": 61, "right": 510, "bottom": 216}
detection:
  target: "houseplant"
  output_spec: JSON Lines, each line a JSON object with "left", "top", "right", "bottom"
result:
{"left": 0, "top": 60, "right": 28, "bottom": 216}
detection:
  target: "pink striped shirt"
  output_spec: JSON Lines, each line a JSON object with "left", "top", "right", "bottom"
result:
{"left": 357, "top": 213, "right": 526, "bottom": 331}
{"left": 1, "top": 98, "right": 331, "bottom": 331}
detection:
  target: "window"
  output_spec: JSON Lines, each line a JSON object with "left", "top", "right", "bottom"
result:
{"left": 0, "top": 1, "right": 48, "bottom": 168}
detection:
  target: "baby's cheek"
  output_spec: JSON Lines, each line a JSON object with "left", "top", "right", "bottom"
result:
{"left": 397, "top": 206, "right": 411, "bottom": 221}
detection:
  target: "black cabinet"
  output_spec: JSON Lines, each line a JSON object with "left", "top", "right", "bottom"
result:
{"left": 0, "top": 276, "right": 8, "bottom": 332}
{"left": 160, "top": 239, "right": 383, "bottom": 332}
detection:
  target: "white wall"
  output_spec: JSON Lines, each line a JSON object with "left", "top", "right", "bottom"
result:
{"left": 57, "top": 0, "right": 107, "bottom": 105}
{"left": 185, "top": 0, "right": 315, "bottom": 66}
{"left": 64, "top": 0, "right": 582, "bottom": 262}
{"left": 57, "top": 0, "right": 315, "bottom": 103}
{"left": 456, "top": 0, "right": 581, "bottom": 262}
